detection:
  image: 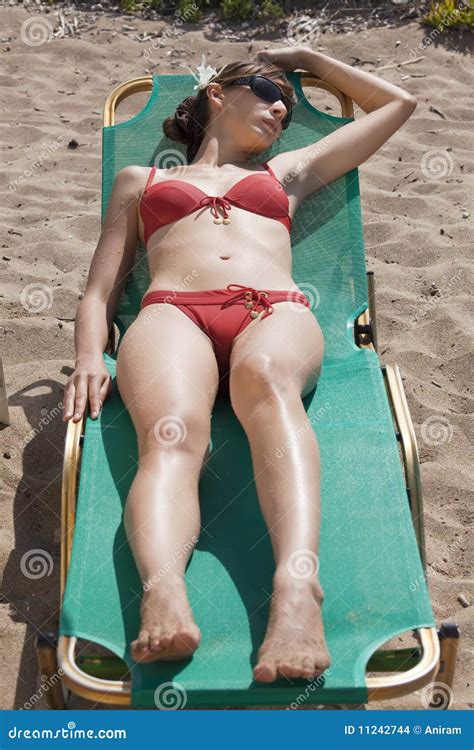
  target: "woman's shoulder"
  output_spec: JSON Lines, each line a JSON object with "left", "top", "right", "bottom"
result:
{"left": 115, "top": 165, "right": 151, "bottom": 182}
{"left": 114, "top": 165, "right": 152, "bottom": 199}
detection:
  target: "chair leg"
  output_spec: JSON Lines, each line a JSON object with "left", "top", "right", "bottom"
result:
{"left": 35, "top": 632, "right": 68, "bottom": 709}
{"left": 428, "top": 621, "right": 460, "bottom": 709}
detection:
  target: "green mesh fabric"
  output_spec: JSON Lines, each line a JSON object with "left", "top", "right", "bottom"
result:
{"left": 59, "top": 72, "right": 435, "bottom": 708}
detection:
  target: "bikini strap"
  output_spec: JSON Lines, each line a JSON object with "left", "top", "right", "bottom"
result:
{"left": 144, "top": 165, "right": 157, "bottom": 192}
{"left": 262, "top": 160, "right": 279, "bottom": 184}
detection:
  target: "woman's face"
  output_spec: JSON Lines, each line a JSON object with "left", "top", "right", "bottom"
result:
{"left": 208, "top": 81, "right": 289, "bottom": 153}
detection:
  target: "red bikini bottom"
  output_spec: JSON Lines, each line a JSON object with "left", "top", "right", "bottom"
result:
{"left": 140, "top": 283, "right": 311, "bottom": 396}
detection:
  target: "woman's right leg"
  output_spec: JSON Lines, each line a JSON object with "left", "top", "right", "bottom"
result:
{"left": 116, "top": 302, "right": 219, "bottom": 663}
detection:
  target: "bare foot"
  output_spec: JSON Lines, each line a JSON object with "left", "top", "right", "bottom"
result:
{"left": 131, "top": 576, "right": 201, "bottom": 663}
{"left": 253, "top": 575, "right": 331, "bottom": 682}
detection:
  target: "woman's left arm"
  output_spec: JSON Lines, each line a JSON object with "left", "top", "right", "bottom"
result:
{"left": 266, "top": 47, "right": 417, "bottom": 200}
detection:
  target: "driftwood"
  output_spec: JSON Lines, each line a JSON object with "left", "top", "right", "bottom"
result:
{"left": 377, "top": 55, "right": 425, "bottom": 71}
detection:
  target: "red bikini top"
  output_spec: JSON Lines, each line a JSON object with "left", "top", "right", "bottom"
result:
{"left": 139, "top": 161, "right": 291, "bottom": 245}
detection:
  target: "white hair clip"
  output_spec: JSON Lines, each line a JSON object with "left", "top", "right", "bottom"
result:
{"left": 179, "top": 54, "right": 225, "bottom": 91}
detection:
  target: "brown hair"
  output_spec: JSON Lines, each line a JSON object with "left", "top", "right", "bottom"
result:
{"left": 162, "top": 61, "right": 297, "bottom": 164}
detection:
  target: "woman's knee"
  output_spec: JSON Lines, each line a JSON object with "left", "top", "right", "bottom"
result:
{"left": 137, "top": 407, "right": 211, "bottom": 457}
{"left": 229, "top": 353, "right": 297, "bottom": 417}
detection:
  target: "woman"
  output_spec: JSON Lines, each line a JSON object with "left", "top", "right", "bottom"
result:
{"left": 62, "top": 45, "right": 416, "bottom": 683}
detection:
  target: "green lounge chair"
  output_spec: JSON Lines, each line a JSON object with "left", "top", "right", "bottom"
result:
{"left": 36, "top": 69, "right": 460, "bottom": 709}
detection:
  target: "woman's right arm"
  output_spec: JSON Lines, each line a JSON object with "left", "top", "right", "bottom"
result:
{"left": 63, "top": 165, "right": 145, "bottom": 423}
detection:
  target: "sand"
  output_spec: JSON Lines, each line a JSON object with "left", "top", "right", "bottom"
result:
{"left": 0, "top": 3, "right": 472, "bottom": 711}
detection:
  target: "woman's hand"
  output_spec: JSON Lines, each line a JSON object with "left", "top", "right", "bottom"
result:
{"left": 253, "top": 46, "right": 310, "bottom": 72}
{"left": 63, "top": 356, "right": 113, "bottom": 423}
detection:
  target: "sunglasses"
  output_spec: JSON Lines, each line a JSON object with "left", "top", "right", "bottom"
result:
{"left": 227, "top": 75, "right": 293, "bottom": 130}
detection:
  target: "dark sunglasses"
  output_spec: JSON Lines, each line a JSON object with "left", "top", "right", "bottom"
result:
{"left": 227, "top": 75, "right": 293, "bottom": 130}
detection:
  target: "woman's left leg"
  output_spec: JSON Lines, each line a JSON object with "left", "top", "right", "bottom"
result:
{"left": 228, "top": 302, "right": 330, "bottom": 683}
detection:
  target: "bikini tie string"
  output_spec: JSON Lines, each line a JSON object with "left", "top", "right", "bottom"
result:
{"left": 199, "top": 196, "right": 232, "bottom": 223}
{"left": 221, "top": 284, "right": 274, "bottom": 319}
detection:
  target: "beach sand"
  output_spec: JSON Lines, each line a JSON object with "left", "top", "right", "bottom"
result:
{"left": 0, "top": 4, "right": 472, "bottom": 710}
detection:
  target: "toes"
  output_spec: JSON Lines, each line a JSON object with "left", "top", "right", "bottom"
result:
{"left": 277, "top": 651, "right": 328, "bottom": 681}
{"left": 149, "top": 639, "right": 164, "bottom": 652}
{"left": 137, "top": 631, "right": 151, "bottom": 652}
{"left": 131, "top": 619, "right": 201, "bottom": 664}
{"left": 167, "top": 628, "right": 200, "bottom": 656}
{"left": 253, "top": 650, "right": 329, "bottom": 684}
{"left": 305, "top": 652, "right": 331, "bottom": 679}
{"left": 189, "top": 623, "right": 202, "bottom": 643}
{"left": 313, "top": 647, "right": 331, "bottom": 673}
{"left": 131, "top": 631, "right": 155, "bottom": 662}
{"left": 277, "top": 660, "right": 302, "bottom": 679}
{"left": 176, "top": 626, "right": 201, "bottom": 650}
{"left": 253, "top": 660, "right": 278, "bottom": 683}
{"left": 301, "top": 656, "right": 321, "bottom": 680}
{"left": 158, "top": 633, "right": 174, "bottom": 650}
{"left": 141, "top": 626, "right": 201, "bottom": 661}
{"left": 148, "top": 627, "right": 165, "bottom": 652}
